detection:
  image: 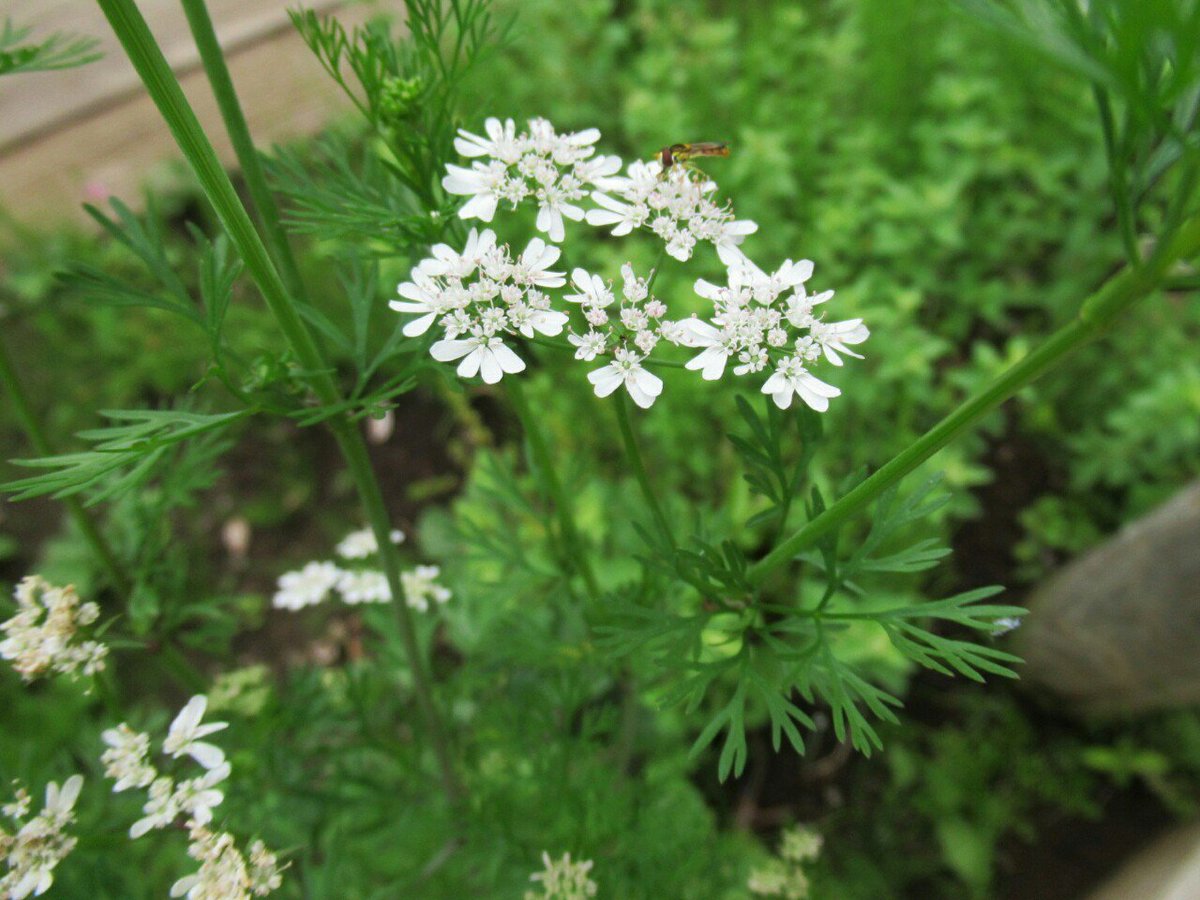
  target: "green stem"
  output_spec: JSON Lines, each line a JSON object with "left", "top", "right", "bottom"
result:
{"left": 613, "top": 392, "right": 676, "bottom": 553}
{"left": 179, "top": 0, "right": 308, "bottom": 304}
{"left": 505, "top": 377, "right": 600, "bottom": 600}
{"left": 0, "top": 338, "right": 132, "bottom": 597}
{"left": 97, "top": 0, "right": 461, "bottom": 803}
{"left": 747, "top": 213, "right": 1200, "bottom": 587}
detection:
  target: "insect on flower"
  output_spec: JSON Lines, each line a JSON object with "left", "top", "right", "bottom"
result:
{"left": 657, "top": 141, "right": 731, "bottom": 170}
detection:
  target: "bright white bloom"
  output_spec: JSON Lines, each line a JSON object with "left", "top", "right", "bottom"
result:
{"left": 0, "top": 775, "right": 83, "bottom": 900}
{"left": 587, "top": 347, "right": 664, "bottom": 409}
{"left": 444, "top": 117, "right": 622, "bottom": 242}
{"left": 1, "top": 576, "right": 107, "bottom": 683}
{"left": 992, "top": 616, "right": 1022, "bottom": 636}
{"left": 335, "top": 527, "right": 405, "bottom": 560}
{"left": 761, "top": 357, "right": 842, "bottom": 412}
{"left": 164, "top": 696, "right": 229, "bottom": 770}
{"left": 431, "top": 333, "right": 527, "bottom": 384}
{"left": 670, "top": 258, "right": 866, "bottom": 411}
{"left": 586, "top": 159, "right": 757, "bottom": 261}
{"left": 400, "top": 565, "right": 452, "bottom": 613}
{"left": 101, "top": 724, "right": 156, "bottom": 792}
{"left": 272, "top": 561, "right": 342, "bottom": 611}
{"left": 169, "top": 826, "right": 285, "bottom": 899}
{"left": 129, "top": 776, "right": 180, "bottom": 838}
{"left": 524, "top": 851, "right": 598, "bottom": 900}
{"left": 394, "top": 231, "right": 578, "bottom": 385}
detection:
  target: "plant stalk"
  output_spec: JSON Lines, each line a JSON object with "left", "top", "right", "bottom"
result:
{"left": 747, "top": 213, "right": 1200, "bottom": 587}
{"left": 178, "top": 0, "right": 308, "bottom": 304}
{"left": 613, "top": 392, "right": 676, "bottom": 553}
{"left": 97, "top": 0, "right": 461, "bottom": 803}
{"left": 505, "top": 376, "right": 600, "bottom": 600}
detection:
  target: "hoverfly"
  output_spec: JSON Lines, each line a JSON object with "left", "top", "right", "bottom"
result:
{"left": 657, "top": 141, "right": 730, "bottom": 170}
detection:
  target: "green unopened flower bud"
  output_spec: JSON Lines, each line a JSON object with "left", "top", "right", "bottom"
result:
{"left": 377, "top": 75, "right": 424, "bottom": 121}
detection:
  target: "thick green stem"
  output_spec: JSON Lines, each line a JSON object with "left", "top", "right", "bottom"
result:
{"left": 747, "top": 214, "right": 1200, "bottom": 587}
{"left": 505, "top": 377, "right": 600, "bottom": 600}
{"left": 0, "top": 338, "right": 131, "bottom": 597}
{"left": 97, "top": 0, "right": 461, "bottom": 803}
{"left": 179, "top": 0, "right": 308, "bottom": 304}
{"left": 613, "top": 392, "right": 676, "bottom": 553}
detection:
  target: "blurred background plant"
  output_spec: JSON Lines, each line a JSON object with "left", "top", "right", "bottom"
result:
{"left": 1, "top": 0, "right": 1198, "bottom": 897}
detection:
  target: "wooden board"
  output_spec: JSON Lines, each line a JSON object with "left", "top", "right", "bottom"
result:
{"left": 0, "top": 0, "right": 374, "bottom": 228}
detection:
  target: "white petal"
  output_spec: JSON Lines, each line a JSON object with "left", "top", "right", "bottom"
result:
{"left": 686, "top": 346, "right": 728, "bottom": 381}
{"left": 587, "top": 366, "right": 623, "bottom": 397}
{"left": 186, "top": 741, "right": 227, "bottom": 770}
{"left": 457, "top": 347, "right": 484, "bottom": 379}
{"left": 430, "top": 339, "right": 473, "bottom": 362}
{"left": 478, "top": 350, "right": 503, "bottom": 384}
{"left": 492, "top": 342, "right": 527, "bottom": 374}
{"left": 401, "top": 312, "right": 437, "bottom": 337}
{"left": 458, "top": 192, "right": 498, "bottom": 222}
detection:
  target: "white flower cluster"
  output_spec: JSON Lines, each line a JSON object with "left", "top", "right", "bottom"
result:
{"left": 747, "top": 824, "right": 822, "bottom": 899}
{"left": 391, "top": 228, "right": 567, "bottom": 383}
{"left": 587, "top": 159, "right": 757, "bottom": 263}
{"left": 677, "top": 259, "right": 868, "bottom": 411}
{"left": 271, "top": 527, "right": 451, "bottom": 613}
{"left": 524, "top": 851, "right": 598, "bottom": 900}
{"left": 443, "top": 117, "right": 622, "bottom": 242}
{"left": 101, "top": 696, "right": 284, "bottom": 898}
{"left": 1, "top": 576, "right": 107, "bottom": 683}
{"left": 401, "top": 117, "right": 868, "bottom": 412}
{"left": 169, "top": 827, "right": 283, "bottom": 900}
{"left": 0, "top": 775, "right": 83, "bottom": 900}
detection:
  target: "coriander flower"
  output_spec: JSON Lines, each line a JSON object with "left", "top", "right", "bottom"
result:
{"left": 400, "top": 565, "right": 451, "bottom": 613}
{"left": 444, "top": 117, "right": 622, "bottom": 242}
{"left": 0, "top": 775, "right": 84, "bottom": 900}
{"left": 172, "top": 763, "right": 230, "bottom": 828}
{"left": 335, "top": 570, "right": 391, "bottom": 605}
{"left": 674, "top": 258, "right": 867, "bottom": 411}
{"left": 164, "top": 695, "right": 229, "bottom": 770}
{"left": 431, "top": 333, "right": 527, "bottom": 384}
{"left": 101, "top": 724, "right": 156, "bottom": 792}
{"left": 761, "top": 357, "right": 842, "bottom": 412}
{"left": 525, "top": 851, "right": 598, "bottom": 900}
{"left": 1, "top": 576, "right": 107, "bottom": 683}
{"left": 335, "top": 527, "right": 405, "bottom": 560}
{"left": 396, "top": 232, "right": 574, "bottom": 385}
{"left": 169, "top": 826, "right": 285, "bottom": 899}
{"left": 587, "top": 347, "right": 664, "bottom": 409}
{"left": 586, "top": 159, "right": 757, "bottom": 262}
{"left": 272, "top": 561, "right": 342, "bottom": 611}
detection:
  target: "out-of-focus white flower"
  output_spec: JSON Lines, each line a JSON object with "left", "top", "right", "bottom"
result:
{"left": 335, "top": 528, "right": 405, "bottom": 560}
{"left": 163, "top": 696, "right": 229, "bottom": 770}
{"left": 1, "top": 576, "right": 107, "bottom": 683}
{"left": 172, "top": 764, "right": 230, "bottom": 827}
{"left": 272, "top": 561, "right": 342, "bottom": 611}
{"left": 524, "top": 851, "right": 598, "bottom": 900}
{"left": 0, "top": 775, "right": 84, "bottom": 900}
{"left": 101, "top": 724, "right": 156, "bottom": 792}
{"left": 400, "top": 565, "right": 452, "bottom": 613}
{"left": 335, "top": 570, "right": 391, "bottom": 605}
{"left": 169, "top": 826, "right": 284, "bottom": 899}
